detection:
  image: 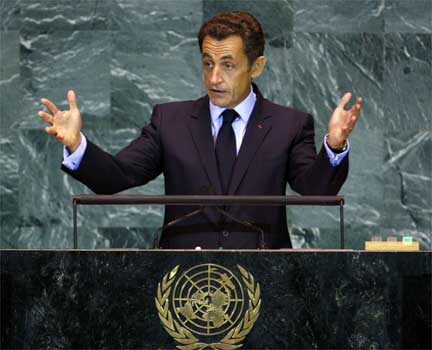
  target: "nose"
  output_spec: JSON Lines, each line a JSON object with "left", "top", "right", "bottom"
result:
{"left": 208, "top": 66, "right": 223, "bottom": 85}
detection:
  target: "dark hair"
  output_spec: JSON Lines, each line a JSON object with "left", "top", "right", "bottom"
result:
{"left": 198, "top": 11, "right": 265, "bottom": 65}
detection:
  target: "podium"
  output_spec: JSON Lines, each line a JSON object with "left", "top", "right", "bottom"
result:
{"left": 1, "top": 249, "right": 431, "bottom": 349}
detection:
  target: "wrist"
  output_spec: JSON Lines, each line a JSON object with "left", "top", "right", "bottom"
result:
{"left": 67, "top": 133, "right": 82, "bottom": 153}
{"left": 326, "top": 134, "right": 346, "bottom": 151}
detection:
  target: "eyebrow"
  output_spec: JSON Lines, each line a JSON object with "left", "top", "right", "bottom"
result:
{"left": 220, "top": 54, "right": 235, "bottom": 60}
{"left": 201, "top": 52, "right": 235, "bottom": 61}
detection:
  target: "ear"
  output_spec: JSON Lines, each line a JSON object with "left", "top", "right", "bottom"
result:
{"left": 251, "top": 56, "right": 267, "bottom": 79}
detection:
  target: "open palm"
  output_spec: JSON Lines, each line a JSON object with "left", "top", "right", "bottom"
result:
{"left": 327, "top": 92, "right": 362, "bottom": 149}
{"left": 38, "top": 90, "right": 82, "bottom": 152}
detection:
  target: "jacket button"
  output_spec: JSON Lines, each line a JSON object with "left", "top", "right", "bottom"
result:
{"left": 222, "top": 230, "right": 229, "bottom": 237}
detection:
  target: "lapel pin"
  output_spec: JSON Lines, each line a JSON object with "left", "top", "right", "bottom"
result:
{"left": 257, "top": 124, "right": 263, "bottom": 129}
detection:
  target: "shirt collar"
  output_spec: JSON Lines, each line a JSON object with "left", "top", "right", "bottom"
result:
{"left": 209, "top": 86, "right": 256, "bottom": 124}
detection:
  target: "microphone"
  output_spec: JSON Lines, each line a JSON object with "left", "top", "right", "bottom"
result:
{"left": 205, "top": 186, "right": 266, "bottom": 249}
{"left": 153, "top": 208, "right": 204, "bottom": 248}
{"left": 153, "top": 186, "right": 267, "bottom": 249}
{"left": 153, "top": 185, "right": 212, "bottom": 248}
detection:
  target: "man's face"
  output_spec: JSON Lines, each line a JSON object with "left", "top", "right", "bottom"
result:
{"left": 201, "top": 35, "right": 254, "bottom": 108}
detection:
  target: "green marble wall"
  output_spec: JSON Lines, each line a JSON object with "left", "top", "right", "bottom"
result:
{"left": 0, "top": 0, "right": 431, "bottom": 249}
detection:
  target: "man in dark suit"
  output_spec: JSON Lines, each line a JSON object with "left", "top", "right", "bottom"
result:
{"left": 38, "top": 11, "right": 362, "bottom": 249}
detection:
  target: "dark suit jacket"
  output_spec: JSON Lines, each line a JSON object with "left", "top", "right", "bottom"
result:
{"left": 62, "top": 84, "right": 348, "bottom": 249}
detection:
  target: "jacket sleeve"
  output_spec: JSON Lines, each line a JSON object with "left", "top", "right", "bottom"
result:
{"left": 61, "top": 105, "right": 163, "bottom": 194}
{"left": 286, "top": 113, "right": 349, "bottom": 195}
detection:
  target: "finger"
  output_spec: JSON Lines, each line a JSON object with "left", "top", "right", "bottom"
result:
{"left": 45, "top": 126, "right": 57, "bottom": 135}
{"left": 347, "top": 97, "right": 362, "bottom": 115}
{"left": 347, "top": 113, "right": 359, "bottom": 132}
{"left": 67, "top": 90, "right": 78, "bottom": 110}
{"left": 38, "top": 110, "right": 53, "bottom": 124}
{"left": 56, "top": 132, "right": 64, "bottom": 141}
{"left": 353, "top": 97, "right": 363, "bottom": 110}
{"left": 338, "top": 92, "right": 352, "bottom": 109}
{"left": 41, "top": 98, "right": 59, "bottom": 115}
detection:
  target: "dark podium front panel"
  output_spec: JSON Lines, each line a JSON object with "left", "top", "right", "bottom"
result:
{"left": 1, "top": 250, "right": 431, "bottom": 349}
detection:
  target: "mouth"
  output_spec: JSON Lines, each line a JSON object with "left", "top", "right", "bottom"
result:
{"left": 209, "top": 88, "right": 227, "bottom": 97}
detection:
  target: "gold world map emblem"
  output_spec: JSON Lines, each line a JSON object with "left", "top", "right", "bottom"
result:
{"left": 155, "top": 264, "right": 261, "bottom": 349}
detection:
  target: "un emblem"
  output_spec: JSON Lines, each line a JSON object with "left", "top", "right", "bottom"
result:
{"left": 155, "top": 263, "right": 261, "bottom": 349}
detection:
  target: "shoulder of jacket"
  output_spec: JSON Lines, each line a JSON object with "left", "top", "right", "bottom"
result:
{"left": 155, "top": 95, "right": 206, "bottom": 113}
{"left": 262, "top": 99, "right": 312, "bottom": 121}
{"left": 154, "top": 100, "right": 193, "bottom": 112}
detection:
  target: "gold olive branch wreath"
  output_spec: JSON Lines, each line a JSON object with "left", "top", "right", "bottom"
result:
{"left": 155, "top": 264, "right": 261, "bottom": 350}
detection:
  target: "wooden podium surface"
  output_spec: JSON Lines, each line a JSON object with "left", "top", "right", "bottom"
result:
{"left": 1, "top": 249, "right": 431, "bottom": 349}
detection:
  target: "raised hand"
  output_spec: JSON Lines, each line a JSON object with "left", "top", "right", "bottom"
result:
{"left": 327, "top": 92, "right": 362, "bottom": 150}
{"left": 38, "top": 90, "right": 82, "bottom": 152}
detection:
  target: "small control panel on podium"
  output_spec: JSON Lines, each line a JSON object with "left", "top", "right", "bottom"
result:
{"left": 365, "top": 236, "right": 420, "bottom": 251}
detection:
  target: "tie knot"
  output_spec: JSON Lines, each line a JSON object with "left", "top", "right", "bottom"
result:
{"left": 222, "top": 109, "right": 239, "bottom": 124}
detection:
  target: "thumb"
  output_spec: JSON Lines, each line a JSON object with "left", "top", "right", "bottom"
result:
{"left": 338, "top": 92, "right": 352, "bottom": 109}
{"left": 67, "top": 90, "right": 78, "bottom": 110}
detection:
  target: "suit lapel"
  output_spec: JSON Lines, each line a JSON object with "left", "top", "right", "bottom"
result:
{"left": 228, "top": 87, "right": 272, "bottom": 195}
{"left": 186, "top": 85, "right": 273, "bottom": 196}
{"left": 187, "top": 96, "right": 223, "bottom": 195}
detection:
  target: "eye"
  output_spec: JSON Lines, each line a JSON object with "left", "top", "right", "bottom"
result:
{"left": 223, "top": 62, "right": 234, "bottom": 70}
{"left": 202, "top": 60, "right": 214, "bottom": 69}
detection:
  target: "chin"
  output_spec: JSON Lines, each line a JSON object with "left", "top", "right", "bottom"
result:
{"left": 209, "top": 96, "right": 228, "bottom": 108}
